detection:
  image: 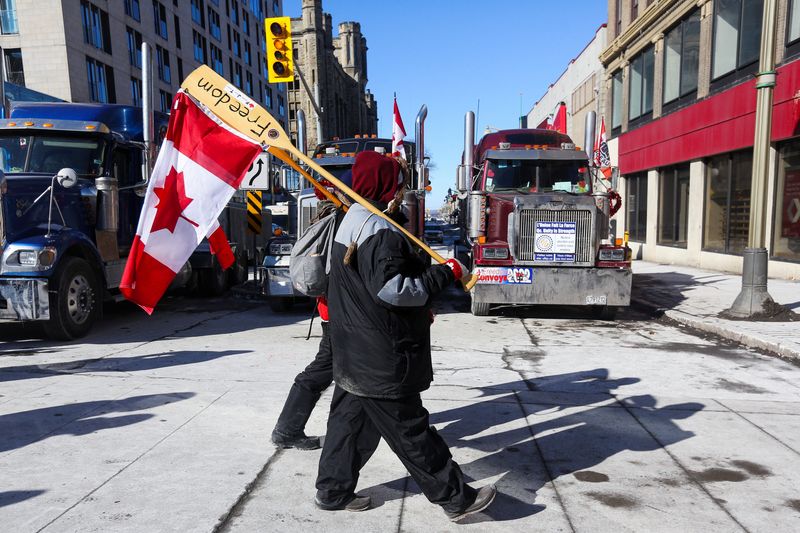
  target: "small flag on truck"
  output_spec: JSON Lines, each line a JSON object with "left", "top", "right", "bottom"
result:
{"left": 120, "top": 91, "right": 262, "bottom": 313}
{"left": 391, "top": 96, "right": 406, "bottom": 160}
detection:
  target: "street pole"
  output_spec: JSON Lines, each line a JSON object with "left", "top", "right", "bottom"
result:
{"left": 725, "top": 0, "right": 779, "bottom": 318}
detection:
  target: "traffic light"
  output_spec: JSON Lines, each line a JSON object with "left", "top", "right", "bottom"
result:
{"left": 265, "top": 16, "right": 294, "bottom": 83}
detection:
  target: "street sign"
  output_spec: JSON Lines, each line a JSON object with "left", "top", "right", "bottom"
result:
{"left": 241, "top": 153, "right": 270, "bottom": 190}
{"left": 247, "top": 190, "right": 262, "bottom": 234}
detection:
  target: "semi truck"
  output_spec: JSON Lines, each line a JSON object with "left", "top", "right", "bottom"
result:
{"left": 262, "top": 108, "right": 428, "bottom": 311}
{"left": 454, "top": 111, "right": 631, "bottom": 318}
{"left": 0, "top": 45, "right": 253, "bottom": 339}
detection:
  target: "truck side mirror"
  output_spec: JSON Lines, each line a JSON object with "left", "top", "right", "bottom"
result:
{"left": 56, "top": 168, "right": 78, "bottom": 188}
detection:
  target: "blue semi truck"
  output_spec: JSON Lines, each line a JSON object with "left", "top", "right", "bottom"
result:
{"left": 0, "top": 100, "right": 255, "bottom": 339}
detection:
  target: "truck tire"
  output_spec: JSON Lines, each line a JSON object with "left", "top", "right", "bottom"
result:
{"left": 230, "top": 248, "right": 249, "bottom": 287}
{"left": 269, "top": 297, "right": 293, "bottom": 312}
{"left": 200, "top": 259, "right": 228, "bottom": 296}
{"left": 470, "top": 297, "right": 491, "bottom": 316}
{"left": 591, "top": 305, "right": 618, "bottom": 320}
{"left": 43, "top": 257, "right": 100, "bottom": 340}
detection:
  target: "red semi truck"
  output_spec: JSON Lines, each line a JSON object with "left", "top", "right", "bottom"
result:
{"left": 454, "top": 111, "right": 631, "bottom": 318}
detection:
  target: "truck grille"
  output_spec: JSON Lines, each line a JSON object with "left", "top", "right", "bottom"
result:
{"left": 517, "top": 209, "right": 594, "bottom": 264}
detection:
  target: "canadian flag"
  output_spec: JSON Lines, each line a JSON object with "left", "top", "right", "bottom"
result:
{"left": 120, "top": 91, "right": 262, "bottom": 313}
{"left": 593, "top": 117, "right": 612, "bottom": 179}
{"left": 391, "top": 96, "right": 406, "bottom": 160}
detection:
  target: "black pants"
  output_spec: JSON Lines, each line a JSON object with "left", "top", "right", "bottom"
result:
{"left": 315, "top": 385, "right": 476, "bottom": 514}
{"left": 273, "top": 322, "right": 333, "bottom": 437}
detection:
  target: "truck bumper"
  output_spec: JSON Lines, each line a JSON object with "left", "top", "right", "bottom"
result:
{"left": 0, "top": 278, "right": 50, "bottom": 321}
{"left": 471, "top": 266, "right": 632, "bottom": 306}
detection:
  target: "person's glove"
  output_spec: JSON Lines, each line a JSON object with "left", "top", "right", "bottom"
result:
{"left": 445, "top": 258, "right": 467, "bottom": 281}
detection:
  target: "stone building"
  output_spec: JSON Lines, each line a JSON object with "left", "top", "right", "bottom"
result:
{"left": 526, "top": 24, "right": 608, "bottom": 152}
{"left": 601, "top": 0, "right": 800, "bottom": 280}
{"left": 0, "top": 0, "right": 287, "bottom": 130}
{"left": 287, "top": 0, "right": 378, "bottom": 151}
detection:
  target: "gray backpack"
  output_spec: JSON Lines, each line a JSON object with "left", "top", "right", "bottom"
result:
{"left": 289, "top": 210, "right": 338, "bottom": 297}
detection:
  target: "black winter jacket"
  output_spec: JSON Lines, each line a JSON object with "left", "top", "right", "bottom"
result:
{"left": 327, "top": 203, "right": 455, "bottom": 399}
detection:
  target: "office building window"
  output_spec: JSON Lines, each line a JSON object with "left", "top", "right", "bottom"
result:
{"left": 249, "top": 0, "right": 262, "bottom": 18}
{"left": 191, "top": 0, "right": 205, "bottom": 27}
{"left": 611, "top": 70, "right": 623, "bottom": 130}
{"left": 210, "top": 44, "right": 224, "bottom": 74}
{"left": 712, "top": 0, "right": 763, "bottom": 80}
{"left": 153, "top": 0, "right": 168, "bottom": 40}
{"left": 233, "top": 31, "right": 241, "bottom": 57}
{"left": 278, "top": 95, "right": 285, "bottom": 117}
{"left": 81, "top": 2, "right": 112, "bottom": 54}
{"left": 125, "top": 0, "right": 141, "bottom": 22}
{"left": 626, "top": 172, "right": 648, "bottom": 242}
{"left": 789, "top": 0, "right": 800, "bottom": 44}
{"left": 663, "top": 9, "right": 700, "bottom": 105}
{"left": 245, "top": 71, "right": 253, "bottom": 96}
{"left": 4, "top": 48, "right": 24, "bottom": 85}
{"left": 193, "top": 31, "right": 207, "bottom": 62}
{"left": 264, "top": 86, "right": 273, "bottom": 107}
{"left": 131, "top": 77, "right": 142, "bottom": 107}
{"left": 86, "top": 57, "right": 115, "bottom": 103}
{"left": 628, "top": 45, "right": 654, "bottom": 122}
{"left": 244, "top": 41, "right": 251, "bottom": 66}
{"left": 774, "top": 140, "right": 800, "bottom": 262}
{"left": 177, "top": 58, "right": 183, "bottom": 84}
{"left": 160, "top": 90, "right": 172, "bottom": 112}
{"left": 126, "top": 27, "right": 143, "bottom": 68}
{"left": 658, "top": 163, "right": 690, "bottom": 247}
{"left": 208, "top": 8, "right": 221, "bottom": 40}
{"left": 242, "top": 11, "right": 250, "bottom": 35}
{"left": 156, "top": 45, "right": 171, "bottom": 84}
{"left": 631, "top": 0, "right": 639, "bottom": 20}
{"left": 174, "top": 15, "right": 181, "bottom": 49}
{"left": 0, "top": 0, "right": 19, "bottom": 34}
{"left": 230, "top": 0, "right": 239, "bottom": 24}
{"left": 233, "top": 62, "right": 242, "bottom": 88}
{"left": 705, "top": 150, "right": 752, "bottom": 254}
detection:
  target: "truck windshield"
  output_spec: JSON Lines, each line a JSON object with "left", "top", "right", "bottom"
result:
{"left": 485, "top": 159, "right": 589, "bottom": 194}
{"left": 0, "top": 133, "right": 105, "bottom": 177}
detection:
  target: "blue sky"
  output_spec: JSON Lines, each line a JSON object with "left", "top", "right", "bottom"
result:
{"left": 284, "top": 1, "right": 608, "bottom": 206}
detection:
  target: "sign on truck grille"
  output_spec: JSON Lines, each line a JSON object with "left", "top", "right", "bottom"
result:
{"left": 518, "top": 209, "right": 593, "bottom": 264}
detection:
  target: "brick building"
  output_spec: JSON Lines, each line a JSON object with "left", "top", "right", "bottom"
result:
{"left": 287, "top": 0, "right": 377, "bottom": 151}
{"left": 602, "top": 0, "right": 800, "bottom": 279}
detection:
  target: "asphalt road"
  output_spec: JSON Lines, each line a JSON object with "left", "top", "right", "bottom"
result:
{"left": 2, "top": 279, "right": 800, "bottom": 532}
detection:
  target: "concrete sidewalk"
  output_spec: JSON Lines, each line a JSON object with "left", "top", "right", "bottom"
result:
{"left": 631, "top": 261, "right": 800, "bottom": 361}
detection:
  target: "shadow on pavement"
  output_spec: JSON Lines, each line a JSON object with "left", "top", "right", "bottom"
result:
{"left": 363, "top": 369, "right": 704, "bottom": 522}
{"left": 0, "top": 391, "right": 195, "bottom": 454}
{"left": 0, "top": 490, "right": 47, "bottom": 508}
{"left": 0, "top": 349, "right": 251, "bottom": 382}
{"left": 632, "top": 271, "right": 727, "bottom": 311}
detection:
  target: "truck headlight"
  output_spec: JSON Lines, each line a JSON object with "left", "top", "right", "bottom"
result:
{"left": 598, "top": 248, "right": 626, "bottom": 261}
{"left": 483, "top": 247, "right": 509, "bottom": 259}
{"left": 18, "top": 250, "right": 38, "bottom": 266}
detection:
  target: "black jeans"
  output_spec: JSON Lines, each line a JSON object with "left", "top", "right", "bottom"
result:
{"left": 315, "top": 385, "right": 476, "bottom": 514}
{"left": 273, "top": 322, "right": 333, "bottom": 437}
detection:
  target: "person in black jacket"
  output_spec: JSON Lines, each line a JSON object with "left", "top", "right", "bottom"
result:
{"left": 314, "top": 151, "right": 496, "bottom": 521}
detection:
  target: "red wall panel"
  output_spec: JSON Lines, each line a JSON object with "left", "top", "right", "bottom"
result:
{"left": 618, "top": 58, "right": 800, "bottom": 174}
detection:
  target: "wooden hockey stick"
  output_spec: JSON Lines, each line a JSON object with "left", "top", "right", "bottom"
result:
{"left": 181, "top": 65, "right": 477, "bottom": 290}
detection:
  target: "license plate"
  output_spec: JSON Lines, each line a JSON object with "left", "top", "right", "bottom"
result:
{"left": 475, "top": 267, "right": 534, "bottom": 285}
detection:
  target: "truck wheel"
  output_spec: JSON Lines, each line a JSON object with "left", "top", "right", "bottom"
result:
{"left": 200, "top": 260, "right": 228, "bottom": 296}
{"left": 470, "top": 297, "right": 491, "bottom": 316}
{"left": 269, "top": 297, "right": 293, "bottom": 312}
{"left": 230, "top": 248, "right": 249, "bottom": 287}
{"left": 591, "top": 306, "right": 618, "bottom": 320}
{"left": 43, "top": 257, "right": 100, "bottom": 340}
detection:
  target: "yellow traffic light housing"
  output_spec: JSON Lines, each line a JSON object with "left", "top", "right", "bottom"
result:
{"left": 265, "top": 16, "right": 294, "bottom": 83}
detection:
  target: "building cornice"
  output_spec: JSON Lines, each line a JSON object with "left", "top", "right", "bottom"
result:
{"left": 600, "top": 0, "right": 705, "bottom": 66}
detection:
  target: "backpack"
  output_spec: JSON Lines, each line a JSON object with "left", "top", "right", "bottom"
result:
{"left": 289, "top": 210, "right": 339, "bottom": 297}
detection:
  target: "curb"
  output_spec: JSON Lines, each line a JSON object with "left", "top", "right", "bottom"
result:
{"left": 630, "top": 296, "right": 800, "bottom": 363}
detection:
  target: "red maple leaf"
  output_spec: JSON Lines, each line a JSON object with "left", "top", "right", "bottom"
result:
{"left": 150, "top": 167, "right": 198, "bottom": 233}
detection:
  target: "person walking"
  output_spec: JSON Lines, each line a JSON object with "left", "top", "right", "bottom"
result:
{"left": 315, "top": 151, "right": 496, "bottom": 521}
{"left": 270, "top": 173, "right": 352, "bottom": 450}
